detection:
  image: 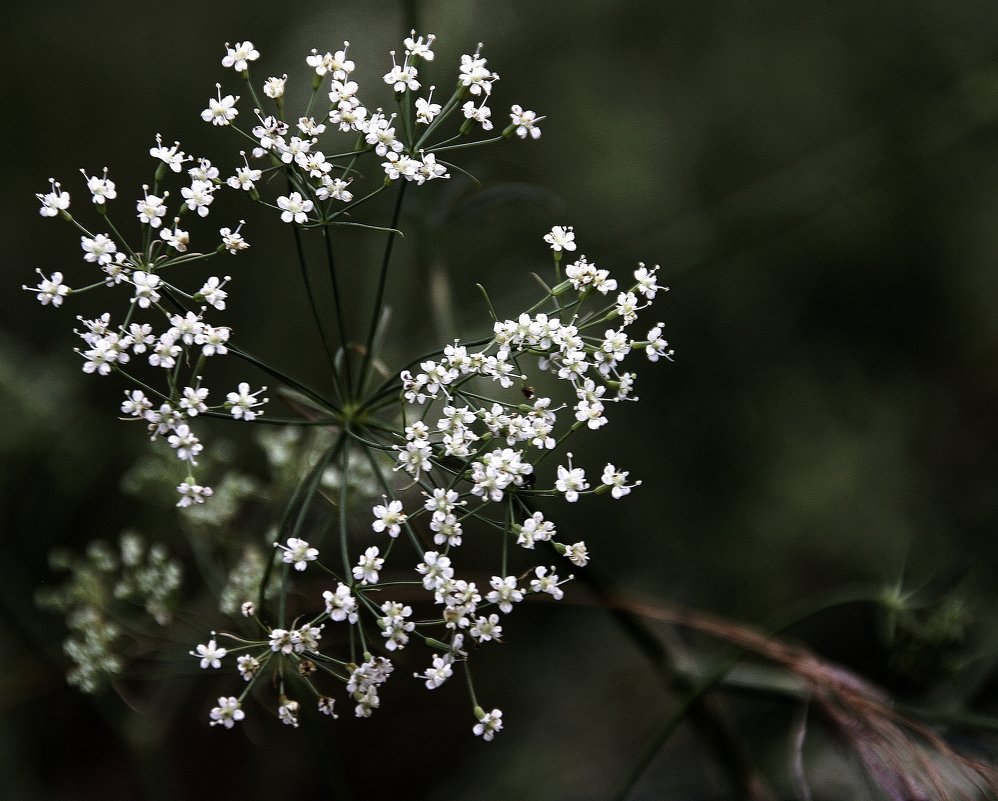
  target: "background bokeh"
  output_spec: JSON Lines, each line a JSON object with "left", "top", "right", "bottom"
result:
{"left": 5, "top": 1, "right": 998, "bottom": 799}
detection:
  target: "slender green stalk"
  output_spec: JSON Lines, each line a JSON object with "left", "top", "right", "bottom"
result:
{"left": 338, "top": 439, "right": 352, "bottom": 579}
{"left": 322, "top": 225, "right": 354, "bottom": 394}
{"left": 291, "top": 219, "right": 346, "bottom": 402}
{"left": 228, "top": 344, "right": 338, "bottom": 413}
{"left": 358, "top": 181, "right": 407, "bottom": 398}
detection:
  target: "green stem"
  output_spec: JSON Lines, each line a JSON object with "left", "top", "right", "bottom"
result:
{"left": 322, "top": 225, "right": 354, "bottom": 394}
{"left": 358, "top": 181, "right": 407, "bottom": 398}
{"left": 291, "top": 219, "right": 346, "bottom": 402}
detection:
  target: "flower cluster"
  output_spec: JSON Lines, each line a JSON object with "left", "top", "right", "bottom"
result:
{"left": 36, "top": 533, "right": 183, "bottom": 692}
{"left": 28, "top": 139, "right": 265, "bottom": 504}
{"left": 33, "top": 33, "right": 671, "bottom": 741}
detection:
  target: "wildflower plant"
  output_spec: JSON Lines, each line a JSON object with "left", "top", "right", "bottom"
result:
{"left": 29, "top": 32, "right": 673, "bottom": 739}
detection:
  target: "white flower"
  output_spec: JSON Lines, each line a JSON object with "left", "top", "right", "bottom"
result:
{"left": 353, "top": 546, "right": 384, "bottom": 585}
{"left": 209, "top": 696, "right": 245, "bottom": 728}
{"left": 278, "top": 699, "right": 300, "bottom": 727}
{"left": 564, "top": 541, "right": 590, "bottom": 567}
{"left": 602, "top": 463, "right": 641, "bottom": 499}
{"left": 159, "top": 223, "right": 189, "bottom": 252}
{"left": 470, "top": 613, "right": 502, "bottom": 643}
{"left": 269, "top": 628, "right": 294, "bottom": 654}
{"left": 633, "top": 263, "right": 661, "bottom": 299}
{"left": 384, "top": 51, "right": 420, "bottom": 92}
{"left": 323, "top": 583, "right": 358, "bottom": 623}
{"left": 237, "top": 654, "right": 260, "bottom": 680}
{"left": 415, "top": 90, "right": 441, "bottom": 124}
{"left": 646, "top": 322, "right": 674, "bottom": 362}
{"left": 202, "top": 84, "right": 239, "bottom": 125}
{"left": 307, "top": 44, "right": 354, "bottom": 79}
{"left": 404, "top": 31, "right": 436, "bottom": 61}
{"left": 555, "top": 453, "right": 588, "bottom": 502}
{"left": 36, "top": 178, "right": 70, "bottom": 217}
{"left": 149, "top": 134, "right": 188, "bottom": 173}
{"left": 197, "top": 276, "right": 230, "bottom": 310}
{"left": 416, "top": 551, "right": 453, "bottom": 592}
{"left": 23, "top": 269, "right": 70, "bottom": 307}
{"left": 543, "top": 225, "right": 576, "bottom": 252}
{"left": 473, "top": 707, "right": 503, "bottom": 741}
{"left": 190, "top": 637, "right": 227, "bottom": 669}
{"left": 222, "top": 41, "right": 259, "bottom": 73}
{"left": 462, "top": 99, "right": 493, "bottom": 130}
{"left": 263, "top": 75, "right": 287, "bottom": 99}
{"left": 509, "top": 104, "right": 543, "bottom": 139}
{"left": 416, "top": 655, "right": 453, "bottom": 690}
{"left": 226, "top": 382, "right": 268, "bottom": 420}
{"left": 276, "top": 537, "right": 318, "bottom": 571}
{"left": 227, "top": 154, "right": 262, "bottom": 191}
{"left": 220, "top": 222, "right": 250, "bottom": 254}
{"left": 486, "top": 576, "right": 523, "bottom": 614}
{"left": 459, "top": 48, "right": 497, "bottom": 96}
{"left": 529, "top": 566, "right": 566, "bottom": 600}
{"left": 372, "top": 498, "right": 407, "bottom": 538}
{"left": 176, "top": 481, "right": 213, "bottom": 507}
{"left": 136, "top": 186, "right": 168, "bottom": 228}
{"left": 80, "top": 168, "right": 116, "bottom": 204}
{"left": 130, "top": 271, "right": 161, "bottom": 309}
{"left": 181, "top": 180, "right": 215, "bottom": 217}
{"left": 517, "top": 511, "right": 555, "bottom": 548}
{"left": 277, "top": 192, "right": 313, "bottom": 224}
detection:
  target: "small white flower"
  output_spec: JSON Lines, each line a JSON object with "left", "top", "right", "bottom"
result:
{"left": 415, "top": 89, "right": 441, "bottom": 124}
{"left": 130, "top": 271, "right": 161, "bottom": 309}
{"left": 226, "top": 382, "right": 268, "bottom": 420}
{"left": 473, "top": 707, "right": 504, "bottom": 741}
{"left": 323, "top": 583, "right": 358, "bottom": 623}
{"left": 470, "top": 613, "right": 502, "bottom": 643}
{"left": 220, "top": 222, "right": 250, "bottom": 254}
{"left": 197, "top": 276, "right": 230, "bottom": 310}
{"left": 202, "top": 83, "right": 239, "bottom": 126}
{"left": 136, "top": 186, "right": 168, "bottom": 228}
{"left": 353, "top": 546, "right": 384, "bottom": 585}
{"left": 509, "top": 104, "right": 543, "bottom": 139}
{"left": 555, "top": 453, "right": 588, "bottom": 502}
{"left": 602, "top": 463, "right": 641, "bottom": 499}
{"left": 23, "top": 269, "right": 70, "bottom": 307}
{"left": 277, "top": 192, "right": 313, "bottom": 224}
{"left": 222, "top": 41, "right": 259, "bottom": 73}
{"left": 564, "top": 541, "right": 590, "bottom": 567}
{"left": 543, "top": 225, "right": 576, "bottom": 252}
{"left": 80, "top": 168, "right": 116, "bottom": 205}
{"left": 176, "top": 481, "right": 212, "bottom": 507}
{"left": 416, "top": 655, "right": 453, "bottom": 690}
{"left": 36, "top": 178, "right": 70, "bottom": 217}
{"left": 159, "top": 223, "right": 190, "bottom": 252}
{"left": 404, "top": 31, "right": 436, "bottom": 61}
{"left": 237, "top": 654, "right": 260, "bottom": 681}
{"left": 209, "top": 696, "right": 245, "bottom": 728}
{"left": 149, "top": 134, "right": 188, "bottom": 173}
{"left": 278, "top": 698, "right": 300, "bottom": 728}
{"left": 275, "top": 537, "right": 318, "bottom": 571}
{"left": 263, "top": 75, "right": 287, "bottom": 99}
{"left": 529, "top": 566, "right": 567, "bottom": 600}
{"left": 190, "top": 637, "right": 227, "bottom": 669}
{"left": 371, "top": 498, "right": 407, "bottom": 538}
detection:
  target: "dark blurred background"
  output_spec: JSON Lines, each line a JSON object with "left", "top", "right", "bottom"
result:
{"left": 5, "top": 1, "right": 998, "bottom": 799}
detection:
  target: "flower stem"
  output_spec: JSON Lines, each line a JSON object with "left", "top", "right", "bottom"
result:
{"left": 358, "top": 180, "right": 407, "bottom": 398}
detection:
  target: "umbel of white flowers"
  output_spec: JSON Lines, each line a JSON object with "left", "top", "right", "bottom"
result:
{"left": 29, "top": 31, "right": 673, "bottom": 741}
